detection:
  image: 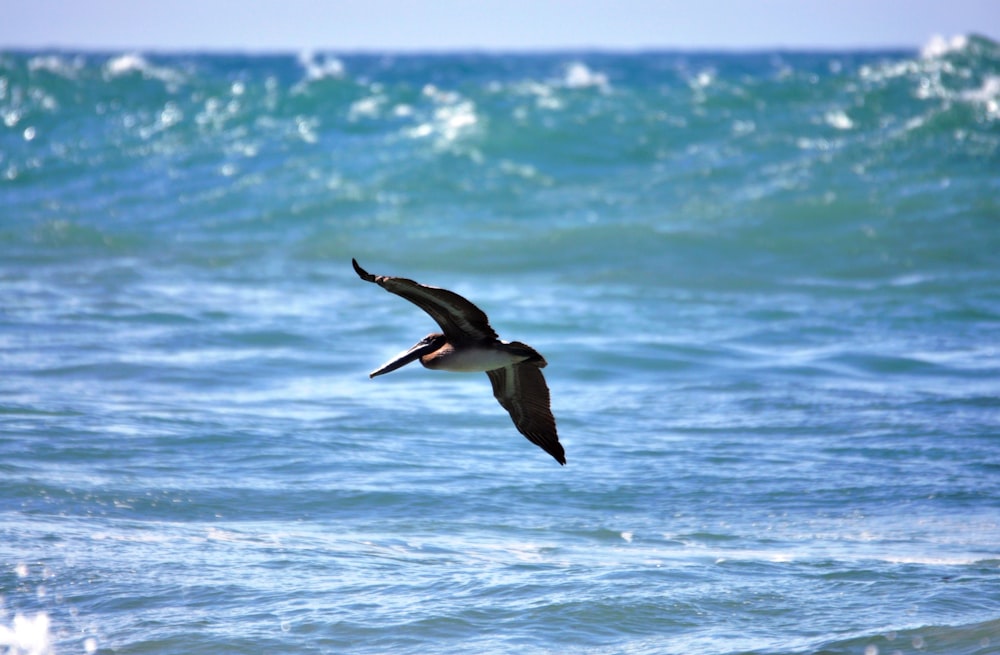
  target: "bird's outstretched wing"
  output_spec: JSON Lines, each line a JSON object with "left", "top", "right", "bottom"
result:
{"left": 486, "top": 364, "right": 565, "bottom": 465}
{"left": 353, "top": 259, "right": 498, "bottom": 342}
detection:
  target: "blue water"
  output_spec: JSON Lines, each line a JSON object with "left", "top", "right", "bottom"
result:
{"left": 2, "top": 35, "right": 1000, "bottom": 654}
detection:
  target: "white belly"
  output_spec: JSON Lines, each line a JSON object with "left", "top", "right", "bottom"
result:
{"left": 423, "top": 344, "right": 524, "bottom": 372}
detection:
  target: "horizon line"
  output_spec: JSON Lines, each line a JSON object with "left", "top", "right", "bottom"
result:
{"left": 2, "top": 41, "right": 933, "bottom": 56}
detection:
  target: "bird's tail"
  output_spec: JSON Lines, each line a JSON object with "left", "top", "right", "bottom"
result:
{"left": 503, "top": 341, "right": 547, "bottom": 368}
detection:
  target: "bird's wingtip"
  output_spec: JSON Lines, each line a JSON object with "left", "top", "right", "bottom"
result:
{"left": 352, "top": 258, "right": 374, "bottom": 282}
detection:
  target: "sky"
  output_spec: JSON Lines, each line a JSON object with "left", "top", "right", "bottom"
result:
{"left": 2, "top": 0, "right": 998, "bottom": 52}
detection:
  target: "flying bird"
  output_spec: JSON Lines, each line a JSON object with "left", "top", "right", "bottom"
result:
{"left": 352, "top": 258, "right": 565, "bottom": 465}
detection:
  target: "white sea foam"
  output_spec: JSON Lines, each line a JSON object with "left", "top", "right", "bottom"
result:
{"left": 103, "top": 53, "right": 183, "bottom": 87}
{"left": 348, "top": 95, "right": 385, "bottom": 121}
{"left": 920, "top": 34, "right": 969, "bottom": 59}
{"left": 825, "top": 109, "right": 855, "bottom": 130}
{"left": 562, "top": 62, "right": 610, "bottom": 90}
{"left": 960, "top": 75, "right": 1000, "bottom": 103}
{"left": 0, "top": 613, "right": 52, "bottom": 655}
{"left": 692, "top": 70, "right": 714, "bottom": 88}
{"left": 105, "top": 53, "right": 147, "bottom": 76}
{"left": 960, "top": 75, "right": 1000, "bottom": 118}
{"left": 406, "top": 84, "right": 479, "bottom": 144}
{"left": 297, "top": 51, "right": 346, "bottom": 81}
{"left": 27, "top": 54, "right": 83, "bottom": 78}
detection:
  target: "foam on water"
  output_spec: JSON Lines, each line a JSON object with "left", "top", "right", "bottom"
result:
{"left": 0, "top": 610, "right": 53, "bottom": 655}
{"left": 921, "top": 34, "right": 970, "bottom": 59}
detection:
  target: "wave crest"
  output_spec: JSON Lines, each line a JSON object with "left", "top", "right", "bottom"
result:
{"left": 921, "top": 34, "right": 970, "bottom": 59}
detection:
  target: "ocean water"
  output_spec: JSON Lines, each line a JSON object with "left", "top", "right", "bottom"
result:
{"left": 2, "top": 34, "right": 1000, "bottom": 654}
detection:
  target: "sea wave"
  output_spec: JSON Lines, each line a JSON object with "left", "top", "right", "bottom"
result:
{"left": 811, "top": 617, "right": 1000, "bottom": 655}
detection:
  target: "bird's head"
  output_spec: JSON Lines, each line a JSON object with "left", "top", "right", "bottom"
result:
{"left": 369, "top": 333, "right": 447, "bottom": 378}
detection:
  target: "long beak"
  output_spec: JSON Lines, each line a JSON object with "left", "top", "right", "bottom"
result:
{"left": 369, "top": 340, "right": 437, "bottom": 378}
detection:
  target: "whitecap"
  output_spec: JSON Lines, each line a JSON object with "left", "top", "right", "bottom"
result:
{"left": 296, "top": 117, "right": 318, "bottom": 143}
{"left": 903, "top": 114, "right": 926, "bottom": 131}
{"left": 27, "top": 54, "right": 83, "bottom": 78}
{"left": 508, "top": 80, "right": 563, "bottom": 110}
{"left": 825, "top": 109, "right": 854, "bottom": 130}
{"left": 0, "top": 612, "right": 53, "bottom": 655}
{"left": 103, "top": 53, "right": 184, "bottom": 87}
{"left": 692, "top": 70, "right": 714, "bottom": 88}
{"left": 405, "top": 85, "right": 480, "bottom": 144}
{"left": 434, "top": 101, "right": 478, "bottom": 139}
{"left": 159, "top": 102, "right": 183, "bottom": 129}
{"left": 920, "top": 34, "right": 969, "bottom": 59}
{"left": 348, "top": 95, "right": 385, "bottom": 121}
{"left": 562, "top": 62, "right": 609, "bottom": 90}
{"left": 959, "top": 75, "right": 1000, "bottom": 119}
{"left": 960, "top": 75, "right": 1000, "bottom": 102}
{"left": 105, "top": 53, "right": 149, "bottom": 76}
{"left": 298, "top": 51, "right": 346, "bottom": 81}
{"left": 3, "top": 108, "right": 22, "bottom": 128}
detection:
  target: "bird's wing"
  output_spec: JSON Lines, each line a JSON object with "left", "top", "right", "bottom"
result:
{"left": 486, "top": 364, "right": 565, "bottom": 465}
{"left": 353, "top": 259, "right": 498, "bottom": 342}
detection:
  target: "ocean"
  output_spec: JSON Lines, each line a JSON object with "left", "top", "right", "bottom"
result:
{"left": 2, "top": 35, "right": 999, "bottom": 654}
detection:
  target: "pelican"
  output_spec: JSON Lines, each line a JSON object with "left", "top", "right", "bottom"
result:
{"left": 352, "top": 258, "right": 565, "bottom": 465}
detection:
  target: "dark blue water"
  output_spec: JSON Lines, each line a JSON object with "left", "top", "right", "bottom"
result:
{"left": 2, "top": 36, "right": 999, "bottom": 654}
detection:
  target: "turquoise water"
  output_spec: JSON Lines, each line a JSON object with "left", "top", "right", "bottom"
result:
{"left": 2, "top": 36, "right": 1000, "bottom": 654}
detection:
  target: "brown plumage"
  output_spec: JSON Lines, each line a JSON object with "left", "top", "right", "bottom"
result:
{"left": 352, "top": 258, "right": 565, "bottom": 465}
